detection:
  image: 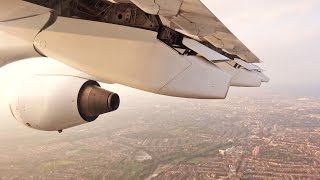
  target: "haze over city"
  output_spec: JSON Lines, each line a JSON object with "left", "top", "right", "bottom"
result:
{"left": 0, "top": 0, "right": 319, "bottom": 179}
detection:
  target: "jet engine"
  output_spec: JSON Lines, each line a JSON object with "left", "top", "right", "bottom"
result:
{"left": 8, "top": 75, "right": 119, "bottom": 132}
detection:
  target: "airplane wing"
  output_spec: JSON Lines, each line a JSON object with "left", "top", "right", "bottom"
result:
{"left": 131, "top": 0, "right": 260, "bottom": 63}
{"left": 0, "top": 0, "right": 270, "bottom": 132}
{"left": 0, "top": 0, "right": 269, "bottom": 100}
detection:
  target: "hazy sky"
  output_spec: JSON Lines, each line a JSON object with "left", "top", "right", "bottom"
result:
{"left": 203, "top": 0, "right": 320, "bottom": 93}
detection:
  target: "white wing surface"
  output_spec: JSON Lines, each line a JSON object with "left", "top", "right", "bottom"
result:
{"left": 0, "top": 0, "right": 269, "bottom": 99}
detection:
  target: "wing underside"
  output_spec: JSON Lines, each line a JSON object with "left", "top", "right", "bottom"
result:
{"left": 0, "top": 0, "right": 269, "bottom": 99}
{"left": 117, "top": 0, "right": 260, "bottom": 63}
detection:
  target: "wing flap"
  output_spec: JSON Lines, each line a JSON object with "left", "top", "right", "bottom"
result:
{"left": 182, "top": 38, "right": 228, "bottom": 61}
{"left": 154, "top": 0, "right": 261, "bottom": 63}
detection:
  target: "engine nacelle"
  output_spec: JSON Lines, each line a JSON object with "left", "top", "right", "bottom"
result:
{"left": 9, "top": 75, "right": 119, "bottom": 131}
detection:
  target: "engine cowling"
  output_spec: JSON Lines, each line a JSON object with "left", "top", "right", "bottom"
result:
{"left": 9, "top": 75, "right": 119, "bottom": 131}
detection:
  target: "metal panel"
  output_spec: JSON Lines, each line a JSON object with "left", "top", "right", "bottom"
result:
{"left": 159, "top": 56, "right": 231, "bottom": 99}
{"left": 0, "top": 0, "right": 50, "bottom": 22}
{"left": 215, "top": 61, "right": 265, "bottom": 87}
{"left": 234, "top": 58, "right": 260, "bottom": 71}
{"left": 182, "top": 38, "right": 228, "bottom": 61}
{"left": 0, "top": 12, "right": 51, "bottom": 67}
{"left": 130, "top": 0, "right": 182, "bottom": 16}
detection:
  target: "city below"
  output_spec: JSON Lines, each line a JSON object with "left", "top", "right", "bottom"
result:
{"left": 0, "top": 92, "right": 320, "bottom": 179}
